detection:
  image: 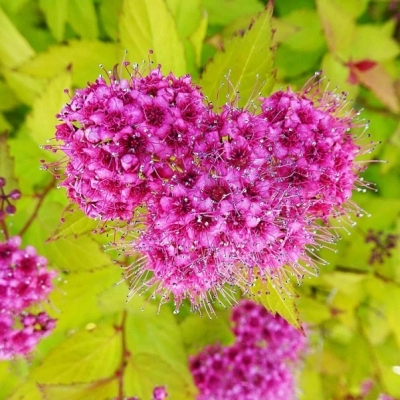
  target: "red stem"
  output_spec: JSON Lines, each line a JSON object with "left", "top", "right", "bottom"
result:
{"left": 0, "top": 218, "right": 9, "bottom": 240}
{"left": 117, "top": 310, "right": 128, "bottom": 400}
{"left": 18, "top": 177, "right": 56, "bottom": 237}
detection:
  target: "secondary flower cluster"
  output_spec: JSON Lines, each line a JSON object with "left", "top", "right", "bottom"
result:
{"left": 45, "top": 65, "right": 368, "bottom": 310}
{"left": 0, "top": 236, "right": 56, "bottom": 359}
{"left": 189, "top": 300, "right": 306, "bottom": 399}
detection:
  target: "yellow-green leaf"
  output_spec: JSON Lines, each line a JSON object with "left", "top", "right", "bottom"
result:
{"left": 39, "top": 379, "right": 118, "bottom": 400}
{"left": 0, "top": 131, "right": 18, "bottom": 194}
{"left": 39, "top": 0, "right": 68, "bottom": 42}
{"left": 0, "top": 5, "right": 35, "bottom": 68}
{"left": 99, "top": 0, "right": 122, "bottom": 40}
{"left": 352, "top": 62, "right": 399, "bottom": 114}
{"left": 27, "top": 71, "right": 72, "bottom": 147}
{"left": 25, "top": 212, "right": 113, "bottom": 273}
{"left": 316, "top": 0, "right": 355, "bottom": 60}
{"left": 18, "top": 40, "right": 118, "bottom": 88}
{"left": 50, "top": 267, "right": 120, "bottom": 334}
{"left": 125, "top": 301, "right": 190, "bottom": 378}
{"left": 351, "top": 25, "right": 400, "bottom": 62}
{"left": 279, "top": 9, "right": 325, "bottom": 52}
{"left": 67, "top": 0, "right": 98, "bottom": 40}
{"left": 119, "top": 0, "right": 187, "bottom": 76}
{"left": 180, "top": 311, "right": 235, "bottom": 354}
{"left": 0, "top": 79, "right": 19, "bottom": 111}
{"left": 0, "top": 113, "right": 12, "bottom": 132}
{"left": 200, "top": 4, "right": 274, "bottom": 108}
{"left": 201, "top": 0, "right": 263, "bottom": 26}
{"left": 32, "top": 324, "right": 121, "bottom": 384}
{"left": 123, "top": 353, "right": 196, "bottom": 400}
{"left": 3, "top": 69, "right": 46, "bottom": 106}
{"left": 50, "top": 207, "right": 99, "bottom": 240}
{"left": 249, "top": 274, "right": 302, "bottom": 330}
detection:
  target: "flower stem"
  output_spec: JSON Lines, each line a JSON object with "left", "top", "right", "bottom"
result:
{"left": 117, "top": 310, "right": 128, "bottom": 400}
{"left": 0, "top": 218, "right": 9, "bottom": 240}
{"left": 19, "top": 177, "right": 56, "bottom": 237}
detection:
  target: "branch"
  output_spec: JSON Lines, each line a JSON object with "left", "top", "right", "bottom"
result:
{"left": 19, "top": 177, "right": 56, "bottom": 237}
{"left": 116, "top": 310, "right": 128, "bottom": 400}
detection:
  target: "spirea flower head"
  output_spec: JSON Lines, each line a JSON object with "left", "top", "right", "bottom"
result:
{"left": 46, "top": 64, "right": 372, "bottom": 313}
{"left": 43, "top": 64, "right": 208, "bottom": 221}
{"left": 0, "top": 236, "right": 56, "bottom": 359}
{"left": 259, "top": 82, "right": 369, "bottom": 221}
{"left": 189, "top": 300, "right": 306, "bottom": 400}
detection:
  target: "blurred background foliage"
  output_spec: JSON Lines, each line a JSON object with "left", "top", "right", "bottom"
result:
{"left": 0, "top": 0, "right": 399, "bottom": 399}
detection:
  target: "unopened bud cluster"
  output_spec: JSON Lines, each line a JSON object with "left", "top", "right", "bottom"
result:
{"left": 0, "top": 178, "right": 21, "bottom": 220}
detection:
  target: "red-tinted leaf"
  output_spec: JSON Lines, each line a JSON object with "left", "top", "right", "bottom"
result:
{"left": 353, "top": 59, "right": 377, "bottom": 72}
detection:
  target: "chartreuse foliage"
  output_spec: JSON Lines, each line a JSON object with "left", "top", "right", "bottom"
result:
{"left": 0, "top": 1, "right": 399, "bottom": 399}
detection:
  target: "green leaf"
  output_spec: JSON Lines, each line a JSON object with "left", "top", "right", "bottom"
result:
{"left": 201, "top": 0, "right": 263, "bottom": 27}
{"left": 322, "top": 272, "right": 367, "bottom": 299}
{"left": 0, "top": 79, "right": 19, "bottom": 111}
{"left": 328, "top": 0, "right": 369, "bottom": 18}
{"left": 24, "top": 202, "right": 113, "bottom": 273}
{"left": 67, "top": 0, "right": 98, "bottom": 40}
{"left": 9, "top": 127, "right": 53, "bottom": 193}
{"left": 189, "top": 12, "right": 208, "bottom": 68}
{"left": 0, "top": 5, "right": 35, "bottom": 68}
{"left": 0, "top": 131, "right": 18, "bottom": 194}
{"left": 249, "top": 274, "right": 302, "bottom": 330}
{"left": 50, "top": 267, "right": 120, "bottom": 334}
{"left": 18, "top": 40, "right": 116, "bottom": 87}
{"left": 352, "top": 62, "right": 399, "bottom": 114}
{"left": 18, "top": 40, "right": 118, "bottom": 88}
{"left": 165, "top": 0, "right": 205, "bottom": 73}
{"left": 200, "top": 4, "right": 274, "bottom": 108}
{"left": 0, "top": 0, "right": 30, "bottom": 15}
{"left": 351, "top": 25, "right": 399, "bottom": 62}
{"left": 26, "top": 71, "right": 72, "bottom": 147}
{"left": 166, "top": 0, "right": 202, "bottom": 38}
{"left": 297, "top": 296, "right": 331, "bottom": 324}
{"left": 33, "top": 324, "right": 121, "bottom": 384}
{"left": 99, "top": 0, "right": 122, "bottom": 40}
{"left": 320, "top": 53, "right": 360, "bottom": 101}
{"left": 0, "top": 113, "right": 12, "bottom": 132}
{"left": 299, "top": 369, "right": 325, "bottom": 400}
{"left": 0, "top": 361, "right": 27, "bottom": 400}
{"left": 316, "top": 0, "right": 356, "bottom": 59}
{"left": 125, "top": 300, "right": 190, "bottom": 378}
{"left": 123, "top": 353, "right": 196, "bottom": 400}
{"left": 50, "top": 207, "right": 99, "bottom": 240}
{"left": 39, "top": 0, "right": 68, "bottom": 42}
{"left": 119, "top": 0, "right": 187, "bottom": 76}
{"left": 382, "top": 285, "right": 400, "bottom": 348}
{"left": 180, "top": 311, "right": 235, "bottom": 354}
{"left": 8, "top": 323, "right": 121, "bottom": 399}
{"left": 275, "top": 44, "right": 323, "bottom": 80}
{"left": 3, "top": 69, "right": 47, "bottom": 106}
{"left": 279, "top": 9, "right": 325, "bottom": 52}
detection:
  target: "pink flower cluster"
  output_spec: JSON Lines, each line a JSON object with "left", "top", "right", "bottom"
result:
{"left": 0, "top": 236, "right": 56, "bottom": 359}
{"left": 46, "top": 65, "right": 369, "bottom": 311}
{"left": 189, "top": 300, "right": 306, "bottom": 400}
